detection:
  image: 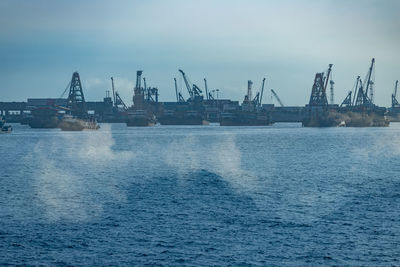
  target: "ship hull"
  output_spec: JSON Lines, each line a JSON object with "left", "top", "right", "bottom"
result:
{"left": 28, "top": 117, "right": 59, "bottom": 128}
{"left": 158, "top": 115, "right": 207, "bottom": 125}
{"left": 126, "top": 116, "right": 156, "bottom": 127}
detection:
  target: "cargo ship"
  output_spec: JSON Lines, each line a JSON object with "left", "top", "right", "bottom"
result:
{"left": 28, "top": 107, "right": 61, "bottom": 128}
{"left": 58, "top": 115, "right": 100, "bottom": 131}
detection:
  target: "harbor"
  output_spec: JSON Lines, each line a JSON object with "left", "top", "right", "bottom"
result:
{"left": 0, "top": 58, "right": 397, "bottom": 130}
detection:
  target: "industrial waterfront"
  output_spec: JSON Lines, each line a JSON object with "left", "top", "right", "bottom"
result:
{"left": 1, "top": 58, "right": 399, "bottom": 131}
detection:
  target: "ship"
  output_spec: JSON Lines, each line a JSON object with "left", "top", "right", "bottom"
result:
{"left": 57, "top": 72, "right": 100, "bottom": 131}
{"left": 28, "top": 107, "right": 61, "bottom": 128}
{"left": 0, "top": 116, "right": 12, "bottom": 133}
{"left": 58, "top": 115, "right": 100, "bottom": 131}
{"left": 126, "top": 70, "right": 159, "bottom": 127}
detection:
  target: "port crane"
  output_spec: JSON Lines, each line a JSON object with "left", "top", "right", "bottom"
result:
{"left": 392, "top": 80, "right": 399, "bottom": 108}
{"left": 271, "top": 89, "right": 284, "bottom": 107}
{"left": 66, "top": 72, "right": 88, "bottom": 118}
{"left": 252, "top": 78, "right": 266, "bottom": 107}
{"left": 179, "top": 69, "right": 203, "bottom": 102}
{"left": 111, "top": 77, "right": 128, "bottom": 111}
{"left": 308, "top": 64, "right": 332, "bottom": 106}
{"left": 354, "top": 59, "right": 375, "bottom": 107}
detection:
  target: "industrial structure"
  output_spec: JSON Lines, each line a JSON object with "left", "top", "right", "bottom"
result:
{"left": 0, "top": 59, "right": 397, "bottom": 129}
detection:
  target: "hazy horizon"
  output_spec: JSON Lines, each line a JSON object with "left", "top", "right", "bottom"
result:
{"left": 1, "top": 0, "right": 399, "bottom": 106}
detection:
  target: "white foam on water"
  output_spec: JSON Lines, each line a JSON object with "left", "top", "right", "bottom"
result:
{"left": 31, "top": 125, "right": 133, "bottom": 222}
{"left": 162, "top": 133, "right": 261, "bottom": 194}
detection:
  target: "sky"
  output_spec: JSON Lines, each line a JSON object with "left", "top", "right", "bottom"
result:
{"left": 0, "top": 0, "right": 399, "bottom": 106}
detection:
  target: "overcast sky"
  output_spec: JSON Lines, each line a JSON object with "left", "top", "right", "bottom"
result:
{"left": 0, "top": 0, "right": 399, "bottom": 106}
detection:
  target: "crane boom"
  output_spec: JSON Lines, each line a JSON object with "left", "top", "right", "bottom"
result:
{"left": 352, "top": 76, "right": 361, "bottom": 106}
{"left": 259, "top": 78, "right": 266, "bottom": 107}
{"left": 111, "top": 77, "right": 116, "bottom": 106}
{"left": 271, "top": 89, "right": 284, "bottom": 107}
{"left": 174, "top": 78, "right": 179, "bottom": 102}
{"left": 364, "top": 58, "right": 375, "bottom": 97}
{"left": 323, "top": 64, "right": 333, "bottom": 93}
{"left": 178, "top": 69, "right": 193, "bottom": 99}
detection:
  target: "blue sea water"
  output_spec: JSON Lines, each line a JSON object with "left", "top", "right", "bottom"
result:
{"left": 1, "top": 123, "right": 400, "bottom": 266}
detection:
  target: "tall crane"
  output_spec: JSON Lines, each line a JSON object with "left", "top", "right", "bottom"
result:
{"left": 271, "top": 89, "right": 284, "bottom": 107}
{"left": 392, "top": 80, "right": 399, "bottom": 108}
{"left": 309, "top": 64, "right": 332, "bottom": 106}
{"left": 363, "top": 58, "right": 375, "bottom": 105}
{"left": 178, "top": 69, "right": 202, "bottom": 101}
{"left": 110, "top": 77, "right": 128, "bottom": 111}
{"left": 251, "top": 78, "right": 266, "bottom": 107}
{"left": 66, "top": 72, "right": 88, "bottom": 118}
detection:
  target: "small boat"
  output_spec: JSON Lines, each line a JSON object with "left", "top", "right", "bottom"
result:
{"left": 1, "top": 125, "right": 13, "bottom": 133}
{"left": 58, "top": 115, "right": 100, "bottom": 131}
{"left": 0, "top": 116, "right": 13, "bottom": 133}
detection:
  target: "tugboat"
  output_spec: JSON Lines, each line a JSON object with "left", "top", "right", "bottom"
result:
{"left": 0, "top": 116, "right": 12, "bottom": 133}
{"left": 58, "top": 71, "right": 100, "bottom": 131}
